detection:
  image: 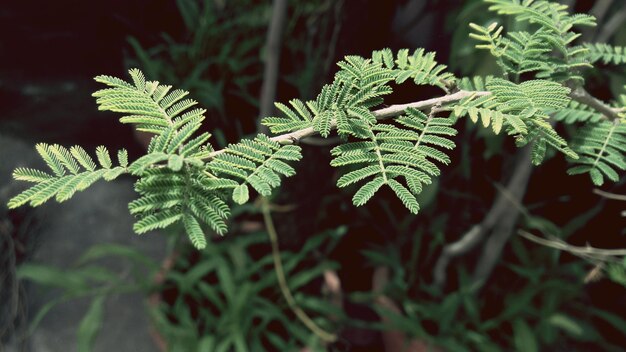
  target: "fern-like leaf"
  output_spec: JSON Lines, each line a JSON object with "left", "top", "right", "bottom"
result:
{"left": 583, "top": 43, "right": 626, "bottom": 65}
{"left": 331, "top": 108, "right": 455, "bottom": 213}
{"left": 550, "top": 101, "right": 605, "bottom": 123}
{"left": 8, "top": 145, "right": 128, "bottom": 208}
{"left": 473, "top": 1, "right": 595, "bottom": 81}
{"left": 567, "top": 120, "right": 626, "bottom": 185}
{"left": 93, "top": 68, "right": 207, "bottom": 137}
{"left": 130, "top": 168, "right": 233, "bottom": 247}
{"left": 207, "top": 134, "right": 302, "bottom": 204}
{"left": 372, "top": 48, "right": 455, "bottom": 91}
{"left": 485, "top": 0, "right": 595, "bottom": 35}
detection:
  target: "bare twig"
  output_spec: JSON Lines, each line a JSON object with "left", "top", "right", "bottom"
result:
{"left": 518, "top": 230, "right": 626, "bottom": 258}
{"left": 568, "top": 86, "right": 623, "bottom": 122}
{"left": 581, "top": 0, "right": 613, "bottom": 42}
{"left": 593, "top": 188, "right": 626, "bottom": 201}
{"left": 258, "top": 0, "right": 288, "bottom": 134}
{"left": 433, "top": 146, "right": 534, "bottom": 289}
{"left": 433, "top": 225, "right": 487, "bottom": 289}
{"left": 597, "top": 4, "right": 626, "bottom": 43}
{"left": 299, "top": 136, "right": 343, "bottom": 147}
{"left": 472, "top": 150, "right": 534, "bottom": 289}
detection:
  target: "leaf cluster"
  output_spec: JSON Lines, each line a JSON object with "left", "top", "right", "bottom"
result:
{"left": 330, "top": 108, "right": 456, "bottom": 214}
{"left": 9, "top": 144, "right": 127, "bottom": 208}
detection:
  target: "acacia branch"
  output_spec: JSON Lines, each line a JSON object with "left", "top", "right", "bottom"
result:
{"left": 206, "top": 89, "right": 489, "bottom": 159}
{"left": 568, "top": 86, "right": 623, "bottom": 122}
{"left": 205, "top": 82, "right": 622, "bottom": 161}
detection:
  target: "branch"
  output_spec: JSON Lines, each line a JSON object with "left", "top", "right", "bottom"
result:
{"left": 257, "top": 0, "right": 288, "bottom": 134}
{"left": 518, "top": 230, "right": 626, "bottom": 259}
{"left": 433, "top": 146, "right": 533, "bottom": 290}
{"left": 593, "top": 188, "right": 626, "bottom": 201}
{"left": 568, "top": 86, "right": 623, "bottom": 122}
{"left": 581, "top": 0, "right": 613, "bottom": 42}
{"left": 472, "top": 148, "right": 533, "bottom": 288}
{"left": 206, "top": 89, "right": 489, "bottom": 159}
{"left": 597, "top": 4, "right": 626, "bottom": 43}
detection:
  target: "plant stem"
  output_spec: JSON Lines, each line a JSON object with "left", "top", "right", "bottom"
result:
{"left": 568, "top": 86, "right": 623, "bottom": 122}
{"left": 518, "top": 230, "right": 626, "bottom": 258}
{"left": 593, "top": 188, "right": 626, "bottom": 201}
{"left": 260, "top": 197, "right": 337, "bottom": 343}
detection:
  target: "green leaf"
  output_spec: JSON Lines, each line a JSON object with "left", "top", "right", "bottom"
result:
{"left": 233, "top": 184, "right": 249, "bottom": 204}
{"left": 17, "top": 264, "right": 88, "bottom": 291}
{"left": 387, "top": 179, "right": 419, "bottom": 214}
{"left": 36, "top": 143, "right": 65, "bottom": 176}
{"left": 548, "top": 314, "right": 584, "bottom": 338}
{"left": 117, "top": 149, "right": 129, "bottom": 167}
{"left": 183, "top": 213, "right": 206, "bottom": 249}
{"left": 133, "top": 209, "right": 182, "bottom": 234}
{"left": 95, "top": 146, "right": 112, "bottom": 169}
{"left": 77, "top": 296, "right": 106, "bottom": 352}
{"left": 129, "top": 152, "right": 169, "bottom": 175}
{"left": 512, "top": 319, "right": 538, "bottom": 352}
{"left": 71, "top": 146, "right": 97, "bottom": 171}
{"left": 168, "top": 155, "right": 184, "bottom": 171}
{"left": 353, "top": 176, "right": 385, "bottom": 206}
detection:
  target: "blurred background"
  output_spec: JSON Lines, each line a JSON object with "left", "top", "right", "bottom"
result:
{"left": 1, "top": 0, "right": 625, "bottom": 351}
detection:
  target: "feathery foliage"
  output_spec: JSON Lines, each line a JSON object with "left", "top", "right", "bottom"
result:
{"left": 567, "top": 121, "right": 626, "bottom": 186}
{"left": 330, "top": 108, "right": 455, "bottom": 213}
{"left": 207, "top": 134, "right": 302, "bottom": 204}
{"left": 583, "top": 43, "right": 626, "bottom": 65}
{"left": 262, "top": 48, "right": 454, "bottom": 136}
{"left": 550, "top": 101, "right": 606, "bottom": 124}
{"left": 129, "top": 167, "right": 232, "bottom": 249}
{"left": 9, "top": 144, "right": 128, "bottom": 208}
{"left": 94, "top": 69, "right": 206, "bottom": 136}
{"left": 263, "top": 55, "right": 395, "bottom": 137}
{"left": 371, "top": 48, "right": 456, "bottom": 91}
{"left": 453, "top": 77, "right": 577, "bottom": 164}
{"left": 487, "top": 78, "right": 578, "bottom": 164}
{"left": 471, "top": 0, "right": 595, "bottom": 81}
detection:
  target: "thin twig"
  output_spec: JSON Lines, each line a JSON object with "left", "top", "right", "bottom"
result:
{"left": 433, "top": 147, "right": 533, "bottom": 290}
{"left": 260, "top": 197, "right": 337, "bottom": 343}
{"left": 258, "top": 0, "right": 288, "bottom": 134}
{"left": 593, "top": 188, "right": 626, "bottom": 201}
{"left": 518, "top": 230, "right": 626, "bottom": 257}
{"left": 472, "top": 147, "right": 534, "bottom": 288}
{"left": 568, "top": 86, "right": 623, "bottom": 122}
{"left": 581, "top": 0, "right": 613, "bottom": 42}
{"left": 597, "top": 4, "right": 626, "bottom": 43}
